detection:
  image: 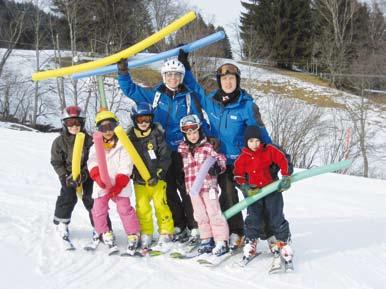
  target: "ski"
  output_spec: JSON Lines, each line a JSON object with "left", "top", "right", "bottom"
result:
{"left": 61, "top": 236, "right": 76, "bottom": 251}
{"left": 268, "top": 254, "right": 283, "bottom": 274}
{"left": 107, "top": 244, "right": 120, "bottom": 256}
{"left": 148, "top": 241, "right": 175, "bottom": 256}
{"left": 197, "top": 248, "right": 242, "bottom": 267}
{"left": 284, "top": 260, "right": 294, "bottom": 272}
{"left": 237, "top": 251, "right": 262, "bottom": 267}
{"left": 169, "top": 241, "right": 201, "bottom": 259}
{"left": 83, "top": 239, "right": 100, "bottom": 251}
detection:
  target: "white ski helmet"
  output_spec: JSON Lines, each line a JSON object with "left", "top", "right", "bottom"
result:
{"left": 179, "top": 114, "right": 201, "bottom": 133}
{"left": 161, "top": 58, "right": 185, "bottom": 84}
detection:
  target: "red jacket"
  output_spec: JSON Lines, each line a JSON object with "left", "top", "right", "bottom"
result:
{"left": 233, "top": 144, "right": 290, "bottom": 188}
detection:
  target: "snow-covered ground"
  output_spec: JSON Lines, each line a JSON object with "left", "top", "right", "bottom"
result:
{"left": 1, "top": 123, "right": 386, "bottom": 289}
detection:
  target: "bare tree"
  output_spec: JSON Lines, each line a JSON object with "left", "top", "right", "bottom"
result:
{"left": 147, "top": 0, "right": 188, "bottom": 51}
{"left": 259, "top": 95, "right": 325, "bottom": 168}
{"left": 48, "top": 15, "right": 66, "bottom": 110}
{"left": 316, "top": 0, "right": 360, "bottom": 86}
{"left": 0, "top": 4, "right": 25, "bottom": 78}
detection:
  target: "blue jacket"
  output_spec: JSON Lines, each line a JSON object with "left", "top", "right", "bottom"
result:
{"left": 118, "top": 73, "right": 210, "bottom": 151}
{"left": 184, "top": 70, "right": 272, "bottom": 165}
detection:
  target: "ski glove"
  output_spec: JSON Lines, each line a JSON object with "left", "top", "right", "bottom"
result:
{"left": 117, "top": 58, "right": 128, "bottom": 75}
{"left": 247, "top": 185, "right": 260, "bottom": 197}
{"left": 278, "top": 176, "right": 291, "bottom": 191}
{"left": 109, "top": 174, "right": 130, "bottom": 198}
{"left": 207, "top": 137, "right": 220, "bottom": 152}
{"left": 89, "top": 167, "right": 106, "bottom": 189}
{"left": 178, "top": 48, "right": 191, "bottom": 71}
{"left": 208, "top": 162, "right": 222, "bottom": 176}
{"left": 65, "top": 174, "right": 81, "bottom": 189}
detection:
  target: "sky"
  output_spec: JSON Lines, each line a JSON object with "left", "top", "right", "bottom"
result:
{"left": 186, "top": 0, "right": 244, "bottom": 57}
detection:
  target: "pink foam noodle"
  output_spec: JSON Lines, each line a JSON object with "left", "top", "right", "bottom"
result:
{"left": 190, "top": 156, "right": 216, "bottom": 196}
{"left": 93, "top": 132, "right": 113, "bottom": 189}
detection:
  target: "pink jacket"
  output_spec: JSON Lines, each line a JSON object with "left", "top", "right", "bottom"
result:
{"left": 178, "top": 138, "right": 226, "bottom": 195}
{"left": 88, "top": 141, "right": 133, "bottom": 198}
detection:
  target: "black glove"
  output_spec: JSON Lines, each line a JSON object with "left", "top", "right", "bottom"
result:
{"left": 147, "top": 176, "right": 158, "bottom": 187}
{"left": 208, "top": 162, "right": 222, "bottom": 176}
{"left": 117, "top": 58, "right": 128, "bottom": 75}
{"left": 207, "top": 137, "right": 220, "bottom": 152}
{"left": 178, "top": 48, "right": 191, "bottom": 71}
{"left": 65, "top": 174, "right": 81, "bottom": 189}
{"left": 278, "top": 176, "right": 291, "bottom": 191}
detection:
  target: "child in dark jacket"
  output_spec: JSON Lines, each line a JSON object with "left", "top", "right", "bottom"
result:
{"left": 128, "top": 102, "right": 174, "bottom": 252}
{"left": 50, "top": 106, "right": 111, "bottom": 248}
{"left": 233, "top": 126, "right": 293, "bottom": 267}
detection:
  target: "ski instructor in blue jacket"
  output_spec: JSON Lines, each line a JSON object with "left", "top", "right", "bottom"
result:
{"left": 178, "top": 50, "right": 272, "bottom": 249}
{"left": 117, "top": 57, "right": 212, "bottom": 243}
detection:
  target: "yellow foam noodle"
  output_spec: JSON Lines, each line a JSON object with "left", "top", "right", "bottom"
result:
{"left": 32, "top": 11, "right": 196, "bottom": 81}
{"left": 72, "top": 132, "right": 85, "bottom": 198}
{"left": 114, "top": 126, "right": 151, "bottom": 182}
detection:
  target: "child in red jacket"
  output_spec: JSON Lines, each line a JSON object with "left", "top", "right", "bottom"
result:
{"left": 233, "top": 126, "right": 293, "bottom": 271}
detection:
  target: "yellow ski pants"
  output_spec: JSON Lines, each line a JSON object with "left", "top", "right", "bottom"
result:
{"left": 134, "top": 180, "right": 174, "bottom": 235}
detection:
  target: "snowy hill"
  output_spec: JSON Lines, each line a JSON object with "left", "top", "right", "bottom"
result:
{"left": 2, "top": 48, "right": 385, "bottom": 178}
{"left": 1, "top": 124, "right": 386, "bottom": 289}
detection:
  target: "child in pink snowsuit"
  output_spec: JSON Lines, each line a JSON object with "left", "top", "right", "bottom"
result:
{"left": 178, "top": 114, "right": 229, "bottom": 256}
{"left": 88, "top": 110, "right": 140, "bottom": 253}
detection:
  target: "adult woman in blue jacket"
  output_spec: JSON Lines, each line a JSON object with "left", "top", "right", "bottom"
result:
{"left": 117, "top": 58, "right": 211, "bottom": 243}
{"left": 178, "top": 51, "right": 272, "bottom": 249}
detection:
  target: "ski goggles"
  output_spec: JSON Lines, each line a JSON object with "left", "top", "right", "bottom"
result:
{"left": 180, "top": 123, "right": 200, "bottom": 133}
{"left": 135, "top": 115, "right": 152, "bottom": 124}
{"left": 64, "top": 118, "right": 82, "bottom": 127}
{"left": 97, "top": 121, "right": 117, "bottom": 132}
{"left": 216, "top": 63, "right": 240, "bottom": 76}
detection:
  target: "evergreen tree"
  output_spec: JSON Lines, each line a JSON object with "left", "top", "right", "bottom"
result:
{"left": 240, "top": 0, "right": 313, "bottom": 68}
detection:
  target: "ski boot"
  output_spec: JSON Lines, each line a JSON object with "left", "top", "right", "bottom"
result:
{"left": 172, "top": 227, "right": 189, "bottom": 243}
{"left": 243, "top": 238, "right": 258, "bottom": 259}
{"left": 229, "top": 233, "right": 243, "bottom": 251}
{"left": 57, "top": 222, "right": 69, "bottom": 238}
{"left": 212, "top": 240, "right": 229, "bottom": 256}
{"left": 56, "top": 222, "right": 75, "bottom": 250}
{"left": 126, "top": 234, "right": 139, "bottom": 255}
{"left": 280, "top": 243, "right": 294, "bottom": 272}
{"left": 102, "top": 231, "right": 119, "bottom": 255}
{"left": 187, "top": 228, "right": 200, "bottom": 246}
{"left": 197, "top": 238, "right": 215, "bottom": 254}
{"left": 268, "top": 240, "right": 294, "bottom": 273}
{"left": 152, "top": 234, "right": 173, "bottom": 254}
{"left": 140, "top": 234, "right": 153, "bottom": 250}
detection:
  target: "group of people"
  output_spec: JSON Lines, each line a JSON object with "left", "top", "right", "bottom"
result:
{"left": 50, "top": 49, "right": 294, "bottom": 262}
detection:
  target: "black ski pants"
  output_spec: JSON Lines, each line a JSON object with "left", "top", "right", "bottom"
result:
{"left": 217, "top": 165, "right": 244, "bottom": 236}
{"left": 165, "top": 151, "right": 197, "bottom": 230}
{"left": 53, "top": 177, "right": 111, "bottom": 230}
{"left": 244, "top": 190, "right": 291, "bottom": 242}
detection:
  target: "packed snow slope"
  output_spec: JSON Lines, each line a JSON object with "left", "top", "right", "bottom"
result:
{"left": 0, "top": 124, "right": 386, "bottom": 289}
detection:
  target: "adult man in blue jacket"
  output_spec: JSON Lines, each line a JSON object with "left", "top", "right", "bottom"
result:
{"left": 117, "top": 58, "right": 211, "bottom": 243}
{"left": 179, "top": 51, "right": 272, "bottom": 249}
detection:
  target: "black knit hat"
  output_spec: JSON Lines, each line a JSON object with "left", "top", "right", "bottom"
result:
{"left": 244, "top": 126, "right": 262, "bottom": 145}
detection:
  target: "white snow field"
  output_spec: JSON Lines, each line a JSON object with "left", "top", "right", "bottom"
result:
{"left": 0, "top": 124, "right": 386, "bottom": 289}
